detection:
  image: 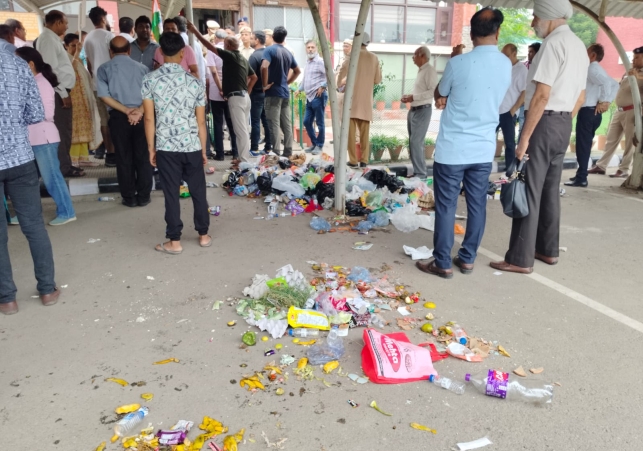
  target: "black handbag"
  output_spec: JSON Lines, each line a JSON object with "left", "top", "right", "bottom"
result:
{"left": 500, "top": 159, "right": 529, "bottom": 218}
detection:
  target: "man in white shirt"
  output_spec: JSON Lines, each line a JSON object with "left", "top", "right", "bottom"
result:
{"left": 174, "top": 16, "right": 206, "bottom": 84}
{"left": 517, "top": 42, "right": 541, "bottom": 139}
{"left": 567, "top": 43, "right": 618, "bottom": 187}
{"left": 498, "top": 43, "right": 528, "bottom": 175}
{"left": 4, "top": 19, "right": 31, "bottom": 48}
{"left": 492, "top": 0, "right": 589, "bottom": 274}
{"left": 118, "top": 17, "right": 135, "bottom": 43}
{"left": 36, "top": 10, "right": 82, "bottom": 177}
{"left": 84, "top": 6, "right": 116, "bottom": 166}
{"left": 401, "top": 46, "right": 437, "bottom": 180}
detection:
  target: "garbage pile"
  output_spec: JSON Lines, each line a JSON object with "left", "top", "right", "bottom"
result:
{"left": 220, "top": 154, "right": 435, "bottom": 233}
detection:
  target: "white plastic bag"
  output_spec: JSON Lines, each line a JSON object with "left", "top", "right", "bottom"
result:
{"left": 389, "top": 204, "right": 423, "bottom": 233}
{"left": 271, "top": 174, "right": 305, "bottom": 197}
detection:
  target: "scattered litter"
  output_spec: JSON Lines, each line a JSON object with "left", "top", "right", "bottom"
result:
{"left": 141, "top": 393, "right": 154, "bottom": 401}
{"left": 104, "top": 377, "right": 129, "bottom": 387}
{"left": 403, "top": 245, "right": 433, "bottom": 261}
{"left": 353, "top": 242, "right": 373, "bottom": 251}
{"left": 115, "top": 403, "right": 140, "bottom": 414}
{"left": 348, "top": 374, "right": 369, "bottom": 384}
{"left": 60, "top": 284, "right": 68, "bottom": 288}
{"left": 409, "top": 422, "right": 437, "bottom": 434}
{"left": 176, "top": 319, "right": 189, "bottom": 324}
{"left": 261, "top": 431, "right": 288, "bottom": 449}
{"left": 457, "top": 437, "right": 493, "bottom": 450}
{"left": 497, "top": 345, "right": 511, "bottom": 357}
{"left": 493, "top": 271, "right": 503, "bottom": 276}
{"left": 348, "top": 399, "right": 359, "bottom": 408}
{"left": 369, "top": 400, "right": 392, "bottom": 416}
{"left": 153, "top": 358, "right": 179, "bottom": 365}
{"left": 530, "top": 367, "right": 544, "bottom": 374}
{"left": 212, "top": 300, "right": 222, "bottom": 310}
{"left": 94, "top": 442, "right": 106, "bottom": 451}
{"left": 397, "top": 306, "right": 410, "bottom": 316}
{"left": 559, "top": 247, "right": 568, "bottom": 252}
{"left": 513, "top": 366, "right": 527, "bottom": 377}
{"left": 242, "top": 331, "right": 256, "bottom": 346}
{"left": 87, "top": 238, "right": 101, "bottom": 244}
{"left": 135, "top": 316, "right": 146, "bottom": 323}
{"left": 553, "top": 382, "right": 562, "bottom": 387}
{"left": 146, "top": 276, "right": 155, "bottom": 280}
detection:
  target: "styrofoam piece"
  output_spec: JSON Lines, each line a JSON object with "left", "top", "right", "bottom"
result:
{"left": 242, "top": 274, "right": 270, "bottom": 299}
{"left": 457, "top": 437, "right": 492, "bottom": 450}
{"left": 248, "top": 318, "right": 288, "bottom": 339}
{"left": 403, "top": 245, "right": 433, "bottom": 261}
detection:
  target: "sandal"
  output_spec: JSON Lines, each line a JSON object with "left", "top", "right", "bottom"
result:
{"left": 66, "top": 167, "right": 85, "bottom": 177}
{"left": 199, "top": 235, "right": 212, "bottom": 248}
{"left": 155, "top": 242, "right": 182, "bottom": 255}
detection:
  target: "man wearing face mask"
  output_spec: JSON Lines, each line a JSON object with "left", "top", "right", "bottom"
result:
{"left": 297, "top": 40, "right": 327, "bottom": 155}
{"left": 491, "top": 0, "right": 588, "bottom": 274}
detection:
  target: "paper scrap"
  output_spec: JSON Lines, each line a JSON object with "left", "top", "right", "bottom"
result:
{"left": 457, "top": 437, "right": 493, "bottom": 450}
{"left": 348, "top": 373, "right": 369, "bottom": 384}
{"left": 559, "top": 247, "right": 568, "bottom": 252}
{"left": 397, "top": 306, "right": 410, "bottom": 316}
{"left": 403, "top": 245, "right": 433, "bottom": 261}
{"left": 211, "top": 300, "right": 222, "bottom": 310}
{"left": 135, "top": 316, "right": 146, "bottom": 323}
{"left": 87, "top": 238, "right": 101, "bottom": 244}
{"left": 353, "top": 242, "right": 374, "bottom": 251}
{"left": 146, "top": 276, "right": 155, "bottom": 280}
{"left": 493, "top": 271, "right": 503, "bottom": 276}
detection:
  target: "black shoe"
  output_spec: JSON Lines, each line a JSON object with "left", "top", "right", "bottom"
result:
{"left": 122, "top": 199, "right": 137, "bottom": 208}
{"left": 94, "top": 144, "right": 106, "bottom": 159}
{"left": 347, "top": 163, "right": 359, "bottom": 168}
{"left": 360, "top": 163, "right": 368, "bottom": 168}
{"left": 213, "top": 156, "right": 225, "bottom": 161}
{"left": 105, "top": 154, "right": 117, "bottom": 167}
{"left": 564, "top": 180, "right": 588, "bottom": 187}
{"left": 137, "top": 198, "right": 151, "bottom": 207}
{"left": 569, "top": 176, "right": 576, "bottom": 182}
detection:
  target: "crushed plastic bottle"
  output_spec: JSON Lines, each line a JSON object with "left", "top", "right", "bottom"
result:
{"left": 355, "top": 221, "right": 374, "bottom": 233}
{"left": 288, "top": 328, "right": 320, "bottom": 338}
{"left": 98, "top": 197, "right": 115, "bottom": 202}
{"left": 307, "top": 329, "right": 345, "bottom": 365}
{"left": 367, "top": 210, "right": 390, "bottom": 227}
{"left": 429, "top": 374, "right": 465, "bottom": 395}
{"left": 114, "top": 406, "right": 149, "bottom": 438}
{"left": 465, "top": 370, "right": 554, "bottom": 405}
{"left": 310, "top": 217, "right": 331, "bottom": 232}
{"left": 268, "top": 201, "right": 277, "bottom": 216}
{"left": 452, "top": 324, "right": 468, "bottom": 345}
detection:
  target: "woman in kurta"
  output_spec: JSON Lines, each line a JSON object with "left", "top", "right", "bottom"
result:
{"left": 64, "top": 33, "right": 101, "bottom": 168}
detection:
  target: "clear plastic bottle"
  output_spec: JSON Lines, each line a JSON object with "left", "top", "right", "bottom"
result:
{"left": 114, "top": 406, "right": 149, "bottom": 437}
{"left": 307, "top": 329, "right": 345, "bottom": 365}
{"left": 267, "top": 202, "right": 277, "bottom": 216}
{"left": 288, "top": 328, "right": 320, "bottom": 338}
{"left": 465, "top": 370, "right": 554, "bottom": 405}
{"left": 98, "top": 197, "right": 115, "bottom": 201}
{"left": 452, "top": 324, "right": 468, "bottom": 345}
{"left": 429, "top": 374, "right": 466, "bottom": 395}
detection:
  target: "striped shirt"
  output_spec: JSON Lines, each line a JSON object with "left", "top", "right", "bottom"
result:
{"left": 301, "top": 55, "right": 327, "bottom": 102}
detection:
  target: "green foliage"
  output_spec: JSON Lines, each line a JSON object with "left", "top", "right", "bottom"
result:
{"left": 570, "top": 133, "right": 576, "bottom": 144}
{"left": 373, "top": 61, "right": 386, "bottom": 101}
{"left": 498, "top": 8, "right": 534, "bottom": 48}
{"left": 424, "top": 136, "right": 436, "bottom": 146}
{"left": 568, "top": 13, "right": 598, "bottom": 47}
{"left": 370, "top": 134, "right": 388, "bottom": 152}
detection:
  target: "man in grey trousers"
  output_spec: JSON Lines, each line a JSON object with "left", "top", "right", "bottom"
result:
{"left": 402, "top": 46, "right": 438, "bottom": 179}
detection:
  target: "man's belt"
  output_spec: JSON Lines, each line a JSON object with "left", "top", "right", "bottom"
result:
{"left": 410, "top": 104, "right": 432, "bottom": 112}
{"left": 618, "top": 105, "right": 634, "bottom": 112}
{"left": 226, "top": 90, "right": 247, "bottom": 98}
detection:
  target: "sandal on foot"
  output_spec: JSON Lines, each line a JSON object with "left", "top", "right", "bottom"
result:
{"left": 199, "top": 235, "right": 213, "bottom": 248}
{"left": 155, "top": 243, "right": 182, "bottom": 255}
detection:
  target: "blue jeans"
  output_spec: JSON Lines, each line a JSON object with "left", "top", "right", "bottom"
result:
{"left": 303, "top": 92, "right": 327, "bottom": 147}
{"left": 250, "top": 92, "right": 272, "bottom": 151}
{"left": 0, "top": 161, "right": 56, "bottom": 303}
{"left": 32, "top": 143, "right": 76, "bottom": 219}
{"left": 433, "top": 162, "right": 492, "bottom": 269}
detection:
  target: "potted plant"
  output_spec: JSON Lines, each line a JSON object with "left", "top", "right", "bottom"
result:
{"left": 374, "top": 84, "right": 386, "bottom": 111}
{"left": 369, "top": 134, "right": 387, "bottom": 161}
{"left": 569, "top": 133, "right": 576, "bottom": 153}
{"left": 391, "top": 100, "right": 401, "bottom": 110}
{"left": 386, "top": 136, "right": 404, "bottom": 161}
{"left": 424, "top": 136, "right": 436, "bottom": 159}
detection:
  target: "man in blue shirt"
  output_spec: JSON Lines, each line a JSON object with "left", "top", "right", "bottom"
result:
{"left": 261, "top": 26, "right": 301, "bottom": 157}
{"left": 0, "top": 25, "right": 16, "bottom": 53}
{"left": 0, "top": 48, "right": 59, "bottom": 314}
{"left": 416, "top": 7, "right": 511, "bottom": 279}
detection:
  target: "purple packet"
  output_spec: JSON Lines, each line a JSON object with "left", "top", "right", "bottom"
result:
{"left": 285, "top": 199, "right": 305, "bottom": 215}
{"left": 156, "top": 429, "right": 187, "bottom": 445}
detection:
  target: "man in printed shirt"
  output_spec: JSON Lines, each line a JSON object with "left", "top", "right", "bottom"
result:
{"left": 142, "top": 32, "right": 211, "bottom": 255}
{"left": 567, "top": 43, "right": 618, "bottom": 187}
{"left": 298, "top": 40, "right": 328, "bottom": 156}
{"left": 402, "top": 46, "right": 438, "bottom": 180}
{"left": 0, "top": 47, "right": 59, "bottom": 315}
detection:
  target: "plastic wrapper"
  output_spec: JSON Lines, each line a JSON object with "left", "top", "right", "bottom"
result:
{"left": 322, "top": 173, "right": 335, "bottom": 183}
{"left": 347, "top": 266, "right": 373, "bottom": 283}
{"left": 224, "top": 171, "right": 241, "bottom": 189}
{"left": 307, "top": 329, "right": 345, "bottom": 365}
{"left": 355, "top": 221, "right": 374, "bottom": 232}
{"left": 345, "top": 185, "right": 365, "bottom": 201}
{"left": 287, "top": 306, "right": 330, "bottom": 330}
{"left": 368, "top": 210, "right": 390, "bottom": 227}
{"left": 285, "top": 199, "right": 305, "bottom": 215}
{"left": 389, "top": 204, "right": 423, "bottom": 233}
{"left": 272, "top": 174, "right": 305, "bottom": 197}
{"left": 233, "top": 185, "right": 248, "bottom": 196}
{"left": 356, "top": 177, "right": 377, "bottom": 192}
{"left": 316, "top": 183, "right": 335, "bottom": 204}
{"left": 322, "top": 197, "right": 334, "bottom": 210}
{"left": 365, "top": 191, "right": 383, "bottom": 208}
{"left": 300, "top": 172, "right": 321, "bottom": 190}
{"left": 310, "top": 217, "right": 331, "bottom": 232}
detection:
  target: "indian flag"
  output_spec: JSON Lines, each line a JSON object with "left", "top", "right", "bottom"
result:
{"left": 151, "top": 0, "right": 163, "bottom": 42}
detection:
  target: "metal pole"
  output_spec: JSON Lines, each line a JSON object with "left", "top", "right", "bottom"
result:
{"left": 184, "top": 0, "right": 195, "bottom": 46}
{"left": 305, "top": 0, "right": 342, "bottom": 210}
{"left": 571, "top": 1, "right": 643, "bottom": 189}
{"left": 299, "top": 98, "right": 304, "bottom": 148}
{"left": 334, "top": 0, "right": 371, "bottom": 212}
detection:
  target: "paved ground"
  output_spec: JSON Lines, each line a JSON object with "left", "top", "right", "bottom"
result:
{"left": 1, "top": 169, "right": 642, "bottom": 450}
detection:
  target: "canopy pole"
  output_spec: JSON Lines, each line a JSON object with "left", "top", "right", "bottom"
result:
{"left": 571, "top": 1, "right": 643, "bottom": 189}
{"left": 184, "top": 0, "right": 194, "bottom": 46}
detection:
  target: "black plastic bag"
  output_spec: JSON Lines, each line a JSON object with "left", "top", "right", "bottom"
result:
{"left": 363, "top": 169, "right": 405, "bottom": 192}
{"left": 223, "top": 170, "right": 241, "bottom": 189}
{"left": 346, "top": 200, "right": 370, "bottom": 217}
{"left": 256, "top": 174, "right": 274, "bottom": 193}
{"left": 316, "top": 182, "right": 335, "bottom": 205}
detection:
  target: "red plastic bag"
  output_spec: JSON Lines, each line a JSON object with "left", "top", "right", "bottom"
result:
{"left": 361, "top": 329, "right": 441, "bottom": 384}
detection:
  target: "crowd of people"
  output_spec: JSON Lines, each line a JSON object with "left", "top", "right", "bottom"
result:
{"left": 1, "top": 0, "right": 642, "bottom": 315}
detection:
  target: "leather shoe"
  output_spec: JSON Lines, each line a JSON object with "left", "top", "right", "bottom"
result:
{"left": 564, "top": 180, "right": 588, "bottom": 187}
{"left": 609, "top": 170, "right": 628, "bottom": 178}
{"left": 535, "top": 253, "right": 558, "bottom": 265}
{"left": 0, "top": 301, "right": 18, "bottom": 315}
{"left": 40, "top": 288, "right": 60, "bottom": 306}
{"left": 137, "top": 198, "right": 151, "bottom": 207}
{"left": 568, "top": 176, "right": 576, "bottom": 182}
{"left": 122, "top": 199, "right": 138, "bottom": 208}
{"left": 416, "top": 260, "right": 453, "bottom": 279}
{"left": 490, "top": 260, "right": 533, "bottom": 274}
{"left": 453, "top": 256, "right": 474, "bottom": 274}
{"left": 587, "top": 166, "right": 605, "bottom": 175}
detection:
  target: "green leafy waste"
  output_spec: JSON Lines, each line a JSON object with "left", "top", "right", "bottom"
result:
{"left": 237, "top": 286, "right": 312, "bottom": 320}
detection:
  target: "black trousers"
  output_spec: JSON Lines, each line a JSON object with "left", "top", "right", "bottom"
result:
{"left": 497, "top": 111, "right": 517, "bottom": 173}
{"left": 210, "top": 100, "right": 237, "bottom": 158}
{"left": 156, "top": 151, "right": 209, "bottom": 241}
{"left": 505, "top": 112, "right": 572, "bottom": 268}
{"left": 574, "top": 107, "right": 603, "bottom": 183}
{"left": 53, "top": 93, "right": 73, "bottom": 175}
{"left": 108, "top": 110, "right": 153, "bottom": 202}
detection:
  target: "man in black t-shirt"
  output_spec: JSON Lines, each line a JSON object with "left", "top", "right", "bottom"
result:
{"left": 248, "top": 30, "right": 272, "bottom": 155}
{"left": 189, "top": 22, "right": 258, "bottom": 163}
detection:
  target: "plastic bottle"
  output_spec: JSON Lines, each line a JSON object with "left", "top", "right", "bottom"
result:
{"left": 307, "top": 329, "right": 345, "bottom": 365}
{"left": 288, "top": 328, "right": 320, "bottom": 338}
{"left": 267, "top": 202, "right": 277, "bottom": 216}
{"left": 452, "top": 324, "right": 468, "bottom": 345}
{"left": 465, "top": 370, "right": 554, "bottom": 405}
{"left": 98, "top": 197, "right": 115, "bottom": 201}
{"left": 429, "top": 374, "right": 465, "bottom": 395}
{"left": 113, "top": 406, "right": 149, "bottom": 438}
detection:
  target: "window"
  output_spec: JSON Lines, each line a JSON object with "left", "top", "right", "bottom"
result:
{"left": 373, "top": 5, "right": 404, "bottom": 44}
{"left": 338, "top": 3, "right": 372, "bottom": 41}
{"left": 406, "top": 7, "right": 436, "bottom": 44}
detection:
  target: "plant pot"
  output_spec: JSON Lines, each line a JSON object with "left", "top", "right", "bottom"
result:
{"left": 376, "top": 101, "right": 386, "bottom": 111}
{"left": 389, "top": 145, "right": 404, "bottom": 162}
{"left": 495, "top": 139, "right": 504, "bottom": 158}
{"left": 569, "top": 143, "right": 576, "bottom": 153}
{"left": 391, "top": 100, "right": 401, "bottom": 110}
{"left": 370, "top": 146, "right": 385, "bottom": 162}
{"left": 597, "top": 135, "right": 607, "bottom": 150}
{"left": 424, "top": 144, "right": 435, "bottom": 159}
{"left": 294, "top": 126, "right": 312, "bottom": 147}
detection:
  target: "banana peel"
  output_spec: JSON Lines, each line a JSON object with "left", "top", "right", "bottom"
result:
{"left": 223, "top": 429, "right": 245, "bottom": 451}
{"left": 115, "top": 403, "right": 140, "bottom": 414}
{"left": 410, "top": 422, "right": 437, "bottom": 434}
{"left": 296, "top": 358, "right": 308, "bottom": 369}
{"left": 295, "top": 339, "right": 317, "bottom": 346}
{"left": 190, "top": 432, "right": 216, "bottom": 451}
{"left": 263, "top": 365, "right": 282, "bottom": 375}
{"left": 199, "top": 416, "right": 228, "bottom": 435}
{"left": 153, "top": 357, "right": 179, "bottom": 364}
{"left": 240, "top": 375, "right": 265, "bottom": 391}
{"left": 105, "top": 377, "right": 129, "bottom": 387}
{"left": 323, "top": 361, "right": 339, "bottom": 374}
{"left": 94, "top": 442, "right": 106, "bottom": 451}
{"left": 141, "top": 393, "right": 154, "bottom": 401}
